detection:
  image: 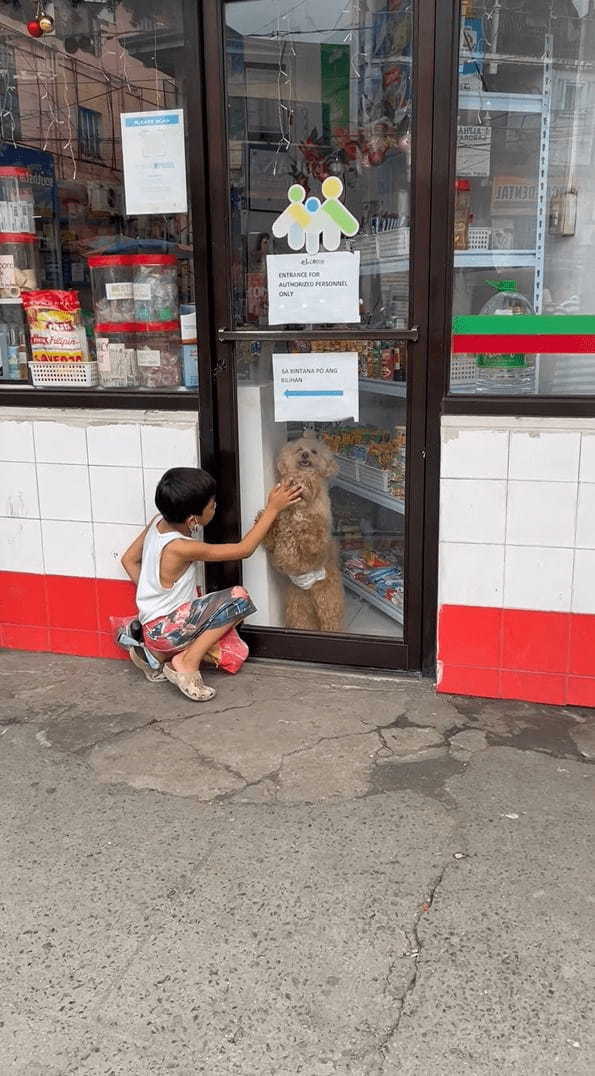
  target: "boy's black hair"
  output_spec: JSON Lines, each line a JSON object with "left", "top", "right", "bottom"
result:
{"left": 155, "top": 467, "right": 216, "bottom": 523}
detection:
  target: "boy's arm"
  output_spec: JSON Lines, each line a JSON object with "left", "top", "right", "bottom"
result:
{"left": 121, "top": 517, "right": 156, "bottom": 584}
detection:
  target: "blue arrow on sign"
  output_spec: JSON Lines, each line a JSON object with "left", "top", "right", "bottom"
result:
{"left": 284, "top": 389, "right": 344, "bottom": 397}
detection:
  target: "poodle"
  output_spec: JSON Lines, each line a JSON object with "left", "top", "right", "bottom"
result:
{"left": 261, "top": 435, "right": 345, "bottom": 632}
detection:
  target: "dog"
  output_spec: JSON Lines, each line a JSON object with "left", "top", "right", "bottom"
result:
{"left": 262, "top": 436, "right": 345, "bottom": 632}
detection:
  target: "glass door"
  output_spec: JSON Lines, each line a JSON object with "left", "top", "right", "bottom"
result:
{"left": 201, "top": 0, "right": 433, "bottom": 669}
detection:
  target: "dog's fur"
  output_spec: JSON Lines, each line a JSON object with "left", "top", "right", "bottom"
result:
{"left": 262, "top": 436, "right": 345, "bottom": 632}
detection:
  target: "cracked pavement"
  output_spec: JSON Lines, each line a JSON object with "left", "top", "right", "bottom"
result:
{"left": 1, "top": 651, "right": 594, "bottom": 1075}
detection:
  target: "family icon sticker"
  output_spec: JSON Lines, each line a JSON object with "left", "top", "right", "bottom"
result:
{"left": 272, "top": 178, "right": 359, "bottom": 254}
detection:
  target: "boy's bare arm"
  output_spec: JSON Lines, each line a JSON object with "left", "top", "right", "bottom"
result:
{"left": 121, "top": 517, "right": 156, "bottom": 584}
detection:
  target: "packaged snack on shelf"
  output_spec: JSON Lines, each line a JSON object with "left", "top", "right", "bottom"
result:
{"left": 95, "top": 330, "right": 139, "bottom": 388}
{"left": 180, "top": 303, "right": 198, "bottom": 388}
{"left": 88, "top": 254, "right": 134, "bottom": 323}
{"left": 133, "top": 255, "right": 178, "bottom": 323}
{"left": 0, "top": 233, "right": 39, "bottom": 297}
{"left": 0, "top": 167, "right": 35, "bottom": 233}
{"left": 136, "top": 330, "right": 181, "bottom": 388}
{"left": 22, "top": 290, "right": 89, "bottom": 362}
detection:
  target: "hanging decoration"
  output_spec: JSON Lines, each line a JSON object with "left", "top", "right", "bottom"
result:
{"left": 27, "top": 2, "right": 54, "bottom": 37}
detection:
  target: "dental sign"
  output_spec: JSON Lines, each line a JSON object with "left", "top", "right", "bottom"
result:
{"left": 267, "top": 178, "right": 361, "bottom": 325}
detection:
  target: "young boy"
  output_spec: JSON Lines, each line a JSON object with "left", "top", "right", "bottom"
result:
{"left": 120, "top": 466, "right": 302, "bottom": 702}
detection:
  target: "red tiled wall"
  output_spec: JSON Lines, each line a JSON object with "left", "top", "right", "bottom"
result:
{"left": 0, "top": 570, "right": 137, "bottom": 660}
{"left": 437, "top": 603, "right": 595, "bottom": 707}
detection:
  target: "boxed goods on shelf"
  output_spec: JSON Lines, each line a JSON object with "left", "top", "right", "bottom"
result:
{"left": 323, "top": 425, "right": 406, "bottom": 501}
{"left": 0, "top": 166, "right": 35, "bottom": 233}
{"left": 180, "top": 304, "right": 198, "bottom": 388}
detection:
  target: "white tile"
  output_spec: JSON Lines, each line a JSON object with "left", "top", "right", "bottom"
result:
{"left": 42, "top": 520, "right": 94, "bottom": 576}
{"left": 0, "top": 461, "right": 39, "bottom": 518}
{"left": 509, "top": 430, "right": 580, "bottom": 482}
{"left": 0, "top": 517, "right": 43, "bottom": 573}
{"left": 94, "top": 522, "right": 142, "bottom": 580}
{"left": 37, "top": 464, "right": 91, "bottom": 522}
{"left": 0, "top": 420, "right": 34, "bottom": 462}
{"left": 143, "top": 468, "right": 163, "bottom": 523}
{"left": 504, "top": 545, "right": 574, "bottom": 612}
{"left": 441, "top": 428, "right": 509, "bottom": 480}
{"left": 572, "top": 548, "right": 595, "bottom": 614}
{"left": 576, "top": 484, "right": 595, "bottom": 549}
{"left": 440, "top": 479, "right": 506, "bottom": 544}
{"left": 141, "top": 424, "right": 198, "bottom": 470}
{"left": 439, "top": 542, "right": 504, "bottom": 608}
{"left": 506, "top": 481, "right": 577, "bottom": 547}
{"left": 579, "top": 433, "right": 595, "bottom": 482}
{"left": 87, "top": 424, "right": 141, "bottom": 468}
{"left": 34, "top": 421, "right": 87, "bottom": 464}
{"left": 89, "top": 466, "right": 145, "bottom": 525}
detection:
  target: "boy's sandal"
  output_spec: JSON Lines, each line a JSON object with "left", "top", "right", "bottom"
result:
{"left": 129, "top": 646, "right": 166, "bottom": 683}
{"left": 163, "top": 663, "right": 216, "bottom": 702}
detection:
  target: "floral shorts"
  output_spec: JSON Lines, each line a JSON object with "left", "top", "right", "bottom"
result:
{"left": 143, "top": 586, "right": 255, "bottom": 657}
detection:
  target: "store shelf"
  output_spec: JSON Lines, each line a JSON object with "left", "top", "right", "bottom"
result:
{"left": 359, "top": 256, "right": 409, "bottom": 276}
{"left": 459, "top": 90, "right": 543, "bottom": 114}
{"left": 332, "top": 473, "right": 405, "bottom": 514}
{"left": 343, "top": 575, "right": 404, "bottom": 626}
{"left": 359, "top": 379, "right": 407, "bottom": 397}
{"left": 454, "top": 250, "right": 537, "bottom": 269}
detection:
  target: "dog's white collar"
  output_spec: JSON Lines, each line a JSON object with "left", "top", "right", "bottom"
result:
{"left": 288, "top": 568, "right": 327, "bottom": 590}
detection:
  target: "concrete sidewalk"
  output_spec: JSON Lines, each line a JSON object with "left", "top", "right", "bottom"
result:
{"left": 1, "top": 650, "right": 593, "bottom": 1075}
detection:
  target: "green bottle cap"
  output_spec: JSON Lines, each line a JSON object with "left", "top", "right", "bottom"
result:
{"left": 486, "top": 279, "right": 518, "bottom": 291}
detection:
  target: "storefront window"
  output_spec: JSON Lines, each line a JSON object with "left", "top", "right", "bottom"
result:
{"left": 450, "top": 0, "right": 595, "bottom": 396}
{"left": 0, "top": 0, "right": 196, "bottom": 393}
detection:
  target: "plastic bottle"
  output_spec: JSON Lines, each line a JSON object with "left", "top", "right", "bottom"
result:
{"left": 476, "top": 280, "right": 535, "bottom": 394}
{"left": 454, "top": 180, "right": 472, "bottom": 250}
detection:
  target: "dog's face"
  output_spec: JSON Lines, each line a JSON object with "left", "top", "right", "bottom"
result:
{"left": 277, "top": 436, "right": 337, "bottom": 481}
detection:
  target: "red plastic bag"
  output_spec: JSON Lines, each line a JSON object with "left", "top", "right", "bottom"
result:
{"left": 204, "top": 627, "right": 249, "bottom": 675}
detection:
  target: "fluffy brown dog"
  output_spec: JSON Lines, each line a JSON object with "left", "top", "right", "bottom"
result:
{"left": 261, "top": 436, "right": 345, "bottom": 632}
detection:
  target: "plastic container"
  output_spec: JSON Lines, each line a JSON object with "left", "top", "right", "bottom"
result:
{"left": 135, "top": 330, "right": 181, "bottom": 388}
{"left": 132, "top": 254, "right": 178, "bottom": 324}
{"left": 29, "top": 361, "right": 98, "bottom": 387}
{"left": 454, "top": 179, "right": 472, "bottom": 250}
{"left": 180, "top": 303, "right": 198, "bottom": 387}
{"left": 88, "top": 254, "right": 135, "bottom": 323}
{"left": 475, "top": 280, "right": 535, "bottom": 394}
{"left": 0, "top": 166, "right": 35, "bottom": 233}
{"left": 0, "top": 300, "right": 28, "bottom": 380}
{"left": 0, "top": 233, "right": 39, "bottom": 297}
{"left": 95, "top": 326, "right": 139, "bottom": 388}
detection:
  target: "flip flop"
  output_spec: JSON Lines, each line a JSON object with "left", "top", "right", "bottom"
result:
{"left": 163, "top": 663, "right": 216, "bottom": 701}
{"left": 128, "top": 646, "right": 166, "bottom": 683}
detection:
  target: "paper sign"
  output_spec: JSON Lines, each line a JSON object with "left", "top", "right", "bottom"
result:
{"left": 273, "top": 352, "right": 359, "bottom": 422}
{"left": 267, "top": 251, "right": 360, "bottom": 325}
{"left": 121, "top": 109, "right": 187, "bottom": 216}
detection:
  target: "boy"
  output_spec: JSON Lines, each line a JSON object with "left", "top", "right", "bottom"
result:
{"left": 121, "top": 467, "right": 302, "bottom": 702}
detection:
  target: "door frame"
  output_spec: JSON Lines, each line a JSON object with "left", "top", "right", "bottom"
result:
{"left": 193, "top": 0, "right": 451, "bottom": 671}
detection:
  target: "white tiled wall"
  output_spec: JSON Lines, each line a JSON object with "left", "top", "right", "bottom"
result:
{"left": 0, "top": 409, "right": 199, "bottom": 580}
{"left": 439, "top": 417, "right": 595, "bottom": 614}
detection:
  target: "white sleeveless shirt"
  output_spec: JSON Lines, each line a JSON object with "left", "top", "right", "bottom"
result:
{"left": 136, "top": 518, "right": 198, "bottom": 624}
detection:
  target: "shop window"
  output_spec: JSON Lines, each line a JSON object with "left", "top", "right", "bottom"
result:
{"left": 77, "top": 107, "right": 102, "bottom": 160}
{"left": 0, "top": 0, "right": 196, "bottom": 397}
{"left": 450, "top": 0, "right": 595, "bottom": 397}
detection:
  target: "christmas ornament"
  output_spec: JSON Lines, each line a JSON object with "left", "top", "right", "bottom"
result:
{"left": 27, "top": 19, "right": 43, "bottom": 37}
{"left": 38, "top": 14, "right": 54, "bottom": 33}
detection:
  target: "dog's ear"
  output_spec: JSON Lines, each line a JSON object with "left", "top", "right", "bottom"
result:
{"left": 276, "top": 442, "right": 292, "bottom": 478}
{"left": 318, "top": 445, "right": 338, "bottom": 477}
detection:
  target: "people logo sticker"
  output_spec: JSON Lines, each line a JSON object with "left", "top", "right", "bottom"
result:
{"left": 272, "top": 177, "right": 359, "bottom": 255}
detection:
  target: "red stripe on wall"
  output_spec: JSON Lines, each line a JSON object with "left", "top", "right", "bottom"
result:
{"left": 437, "top": 604, "right": 595, "bottom": 706}
{"left": 0, "top": 570, "right": 136, "bottom": 661}
{"left": 452, "top": 334, "right": 595, "bottom": 354}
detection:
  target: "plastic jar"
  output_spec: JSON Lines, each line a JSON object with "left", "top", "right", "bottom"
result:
{"left": 132, "top": 254, "right": 178, "bottom": 323}
{"left": 476, "top": 279, "right": 535, "bottom": 394}
{"left": 95, "top": 325, "right": 140, "bottom": 388}
{"left": 135, "top": 329, "right": 181, "bottom": 388}
{"left": 0, "top": 233, "right": 39, "bottom": 297}
{"left": 88, "top": 254, "right": 135, "bottom": 323}
{"left": 0, "top": 166, "right": 35, "bottom": 233}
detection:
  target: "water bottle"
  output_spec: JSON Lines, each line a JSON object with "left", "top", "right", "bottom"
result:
{"left": 475, "top": 280, "right": 535, "bottom": 394}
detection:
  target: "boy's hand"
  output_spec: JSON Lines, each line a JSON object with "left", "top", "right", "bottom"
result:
{"left": 267, "top": 479, "right": 303, "bottom": 513}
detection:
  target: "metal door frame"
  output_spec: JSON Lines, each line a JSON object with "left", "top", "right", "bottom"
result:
{"left": 191, "top": 0, "right": 451, "bottom": 671}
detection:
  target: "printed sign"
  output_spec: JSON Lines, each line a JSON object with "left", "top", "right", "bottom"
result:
{"left": 267, "top": 251, "right": 360, "bottom": 325}
{"left": 491, "top": 175, "right": 537, "bottom": 215}
{"left": 273, "top": 352, "right": 359, "bottom": 422}
{"left": 272, "top": 178, "right": 359, "bottom": 254}
{"left": 457, "top": 124, "right": 492, "bottom": 177}
{"left": 121, "top": 109, "right": 187, "bottom": 216}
